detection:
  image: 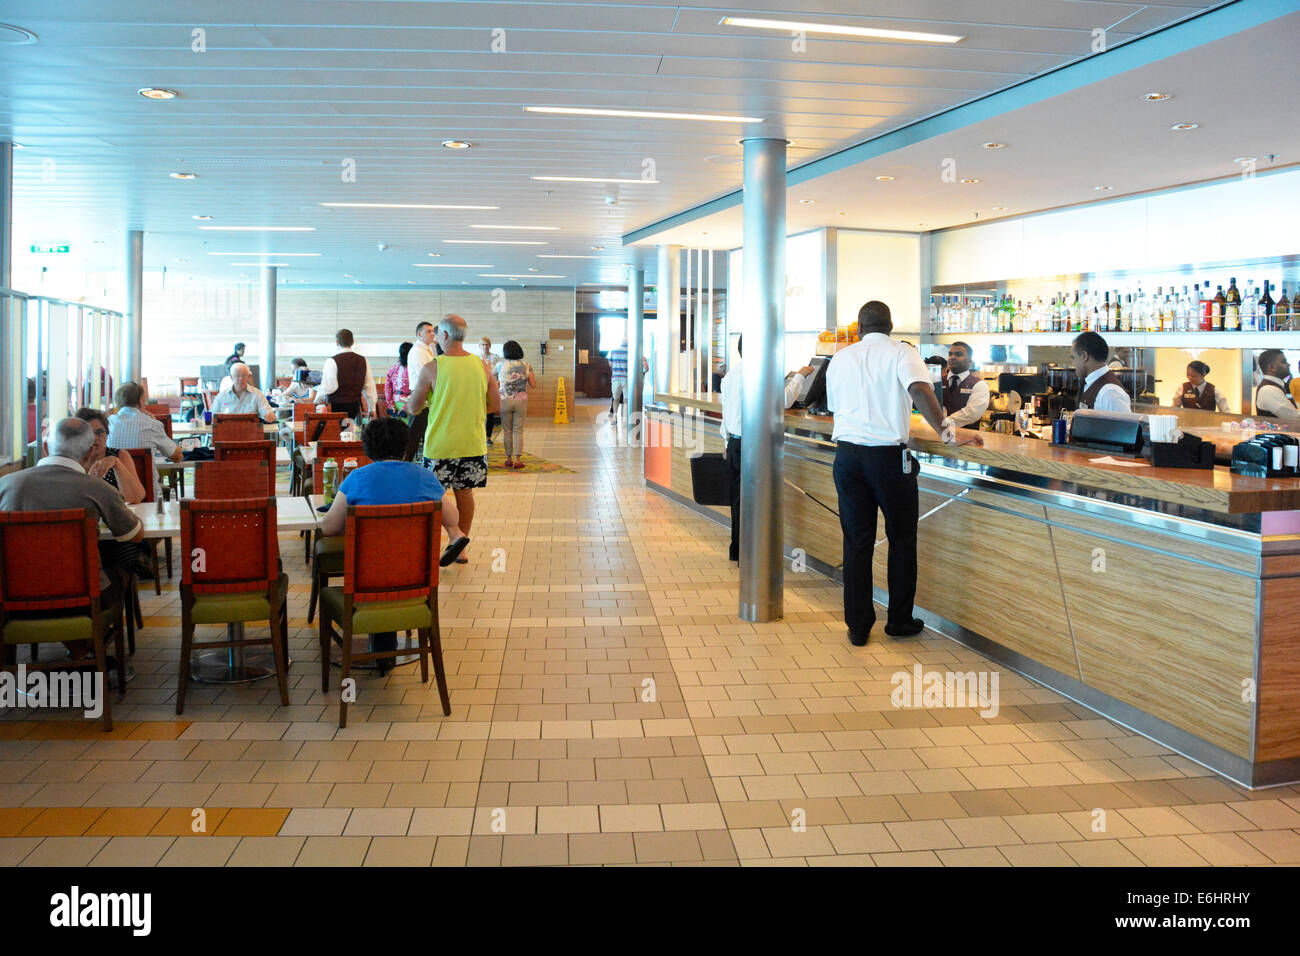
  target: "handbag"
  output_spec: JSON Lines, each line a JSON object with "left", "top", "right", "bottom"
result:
{"left": 689, "top": 453, "right": 732, "bottom": 506}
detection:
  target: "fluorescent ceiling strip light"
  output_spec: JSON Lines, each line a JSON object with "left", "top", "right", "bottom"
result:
{"left": 479, "top": 274, "right": 566, "bottom": 279}
{"left": 318, "top": 202, "right": 499, "bottom": 210}
{"left": 720, "top": 16, "right": 963, "bottom": 43}
{"left": 443, "top": 239, "right": 546, "bottom": 245}
{"left": 200, "top": 226, "right": 315, "bottom": 232}
{"left": 206, "top": 252, "right": 321, "bottom": 256}
{"left": 537, "top": 255, "right": 600, "bottom": 259}
{"left": 525, "top": 106, "right": 762, "bottom": 123}
{"left": 412, "top": 263, "right": 492, "bottom": 268}
{"left": 532, "top": 176, "right": 660, "bottom": 184}
{"left": 230, "top": 262, "right": 289, "bottom": 266}
{"left": 469, "top": 224, "right": 560, "bottom": 231}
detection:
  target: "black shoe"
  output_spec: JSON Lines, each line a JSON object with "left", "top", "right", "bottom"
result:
{"left": 848, "top": 630, "right": 871, "bottom": 647}
{"left": 884, "top": 618, "right": 926, "bottom": 638}
{"left": 440, "top": 536, "right": 471, "bottom": 567}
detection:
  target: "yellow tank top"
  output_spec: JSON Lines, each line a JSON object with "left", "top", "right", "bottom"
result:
{"left": 422, "top": 353, "right": 488, "bottom": 460}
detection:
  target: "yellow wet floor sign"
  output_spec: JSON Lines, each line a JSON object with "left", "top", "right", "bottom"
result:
{"left": 553, "top": 377, "right": 570, "bottom": 424}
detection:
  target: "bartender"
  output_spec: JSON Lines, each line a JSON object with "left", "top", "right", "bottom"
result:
{"left": 1254, "top": 349, "right": 1300, "bottom": 419}
{"left": 719, "top": 335, "right": 813, "bottom": 562}
{"left": 1173, "top": 360, "right": 1230, "bottom": 412}
{"left": 1072, "top": 331, "right": 1131, "bottom": 413}
{"left": 939, "top": 341, "right": 990, "bottom": 431}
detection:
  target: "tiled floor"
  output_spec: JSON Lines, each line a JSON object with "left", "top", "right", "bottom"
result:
{"left": 3, "top": 402, "right": 1300, "bottom": 866}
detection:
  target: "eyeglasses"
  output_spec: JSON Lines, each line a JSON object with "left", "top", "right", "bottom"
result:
{"left": 91, "top": 428, "right": 108, "bottom": 437}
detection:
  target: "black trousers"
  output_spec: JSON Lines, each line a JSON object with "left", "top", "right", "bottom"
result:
{"left": 404, "top": 408, "right": 429, "bottom": 462}
{"left": 724, "top": 435, "right": 741, "bottom": 561}
{"left": 330, "top": 400, "right": 361, "bottom": 419}
{"left": 832, "top": 441, "right": 919, "bottom": 635}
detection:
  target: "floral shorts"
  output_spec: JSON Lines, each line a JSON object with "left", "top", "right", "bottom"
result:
{"left": 423, "top": 455, "right": 488, "bottom": 490}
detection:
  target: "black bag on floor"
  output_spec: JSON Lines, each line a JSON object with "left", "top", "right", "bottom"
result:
{"left": 690, "top": 453, "right": 732, "bottom": 506}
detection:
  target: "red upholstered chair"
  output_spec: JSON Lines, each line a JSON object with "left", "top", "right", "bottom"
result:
{"left": 302, "top": 411, "right": 345, "bottom": 444}
{"left": 177, "top": 498, "right": 289, "bottom": 714}
{"left": 213, "top": 413, "right": 258, "bottom": 424}
{"left": 293, "top": 403, "right": 312, "bottom": 423}
{"left": 318, "top": 501, "right": 449, "bottom": 728}
{"left": 0, "top": 508, "right": 126, "bottom": 731}
{"left": 212, "top": 419, "right": 263, "bottom": 443}
{"left": 194, "top": 461, "right": 271, "bottom": 500}
{"left": 306, "top": 442, "right": 371, "bottom": 623}
{"left": 213, "top": 441, "right": 277, "bottom": 496}
{"left": 119, "top": 447, "right": 172, "bottom": 601}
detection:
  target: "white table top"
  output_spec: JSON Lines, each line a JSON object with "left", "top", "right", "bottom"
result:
{"left": 172, "top": 422, "right": 280, "bottom": 436}
{"left": 104, "top": 495, "right": 322, "bottom": 540}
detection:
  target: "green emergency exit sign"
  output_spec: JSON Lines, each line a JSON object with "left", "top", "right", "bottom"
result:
{"left": 30, "top": 244, "right": 70, "bottom": 254}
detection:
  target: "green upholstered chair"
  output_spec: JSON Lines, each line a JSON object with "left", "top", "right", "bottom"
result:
{"left": 177, "top": 497, "right": 289, "bottom": 714}
{"left": 318, "top": 501, "right": 450, "bottom": 728}
{"left": 306, "top": 442, "right": 370, "bottom": 624}
{"left": 0, "top": 508, "right": 126, "bottom": 731}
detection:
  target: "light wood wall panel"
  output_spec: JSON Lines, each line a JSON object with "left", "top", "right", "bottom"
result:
{"left": 1257, "top": 575, "right": 1300, "bottom": 762}
{"left": 1053, "top": 526, "right": 1256, "bottom": 758}
{"left": 141, "top": 287, "right": 576, "bottom": 416}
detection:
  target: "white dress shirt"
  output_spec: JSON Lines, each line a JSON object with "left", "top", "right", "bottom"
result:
{"left": 408, "top": 340, "right": 435, "bottom": 385}
{"left": 826, "top": 334, "right": 931, "bottom": 446}
{"left": 718, "top": 357, "right": 805, "bottom": 439}
{"left": 1172, "top": 381, "right": 1231, "bottom": 413}
{"left": 1255, "top": 375, "right": 1300, "bottom": 420}
{"left": 210, "top": 384, "right": 273, "bottom": 418}
{"left": 316, "top": 347, "right": 377, "bottom": 411}
{"left": 1082, "top": 366, "right": 1132, "bottom": 414}
{"left": 942, "top": 371, "right": 991, "bottom": 428}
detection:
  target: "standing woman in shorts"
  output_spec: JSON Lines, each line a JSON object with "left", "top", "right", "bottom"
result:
{"left": 495, "top": 340, "right": 536, "bottom": 469}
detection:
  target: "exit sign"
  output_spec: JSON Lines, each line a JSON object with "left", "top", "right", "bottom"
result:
{"left": 30, "top": 244, "right": 70, "bottom": 254}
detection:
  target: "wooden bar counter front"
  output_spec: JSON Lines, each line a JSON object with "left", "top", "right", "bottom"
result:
{"left": 645, "top": 393, "right": 1300, "bottom": 788}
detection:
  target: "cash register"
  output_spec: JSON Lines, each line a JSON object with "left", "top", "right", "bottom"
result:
{"left": 788, "top": 356, "right": 831, "bottom": 415}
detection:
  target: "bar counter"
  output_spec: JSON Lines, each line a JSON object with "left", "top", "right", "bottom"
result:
{"left": 645, "top": 392, "right": 1300, "bottom": 787}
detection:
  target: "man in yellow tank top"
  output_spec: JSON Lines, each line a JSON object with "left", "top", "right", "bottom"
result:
{"left": 409, "top": 315, "right": 501, "bottom": 563}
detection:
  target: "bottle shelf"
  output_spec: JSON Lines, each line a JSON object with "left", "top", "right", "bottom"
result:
{"left": 921, "top": 331, "right": 1300, "bottom": 348}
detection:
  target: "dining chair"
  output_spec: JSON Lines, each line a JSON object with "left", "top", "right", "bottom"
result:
{"left": 177, "top": 498, "right": 289, "bottom": 714}
{"left": 0, "top": 508, "right": 126, "bottom": 731}
{"left": 212, "top": 419, "right": 263, "bottom": 443}
{"left": 306, "top": 442, "right": 371, "bottom": 623}
{"left": 302, "top": 411, "right": 346, "bottom": 444}
{"left": 194, "top": 461, "right": 271, "bottom": 500}
{"left": 213, "top": 441, "right": 277, "bottom": 496}
{"left": 119, "top": 448, "right": 172, "bottom": 604}
{"left": 318, "top": 501, "right": 449, "bottom": 728}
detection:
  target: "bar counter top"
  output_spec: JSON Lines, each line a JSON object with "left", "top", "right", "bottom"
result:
{"left": 653, "top": 392, "right": 1300, "bottom": 515}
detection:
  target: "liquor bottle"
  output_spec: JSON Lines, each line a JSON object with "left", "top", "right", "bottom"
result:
{"left": 1242, "top": 280, "right": 1258, "bottom": 332}
{"left": 1123, "top": 294, "right": 1133, "bottom": 333}
{"left": 1260, "top": 280, "right": 1275, "bottom": 331}
{"left": 1225, "top": 277, "right": 1241, "bottom": 331}
{"left": 1100, "top": 291, "right": 1111, "bottom": 331}
{"left": 1181, "top": 286, "right": 1193, "bottom": 332}
{"left": 1155, "top": 286, "right": 1166, "bottom": 332}
{"left": 1199, "top": 282, "right": 1212, "bottom": 332}
{"left": 1277, "top": 288, "right": 1291, "bottom": 331}
{"left": 1212, "top": 285, "right": 1226, "bottom": 331}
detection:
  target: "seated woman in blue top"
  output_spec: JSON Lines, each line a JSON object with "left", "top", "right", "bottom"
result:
{"left": 320, "top": 417, "right": 470, "bottom": 674}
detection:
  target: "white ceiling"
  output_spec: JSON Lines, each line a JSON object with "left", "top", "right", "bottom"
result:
{"left": 0, "top": 0, "right": 1225, "bottom": 291}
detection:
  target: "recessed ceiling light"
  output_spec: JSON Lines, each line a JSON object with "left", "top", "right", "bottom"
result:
{"left": 837, "top": 210, "right": 846, "bottom": 216}
{"left": 443, "top": 239, "right": 546, "bottom": 245}
{"left": 981, "top": 142, "right": 1006, "bottom": 149}
{"left": 198, "top": 226, "right": 316, "bottom": 232}
{"left": 528, "top": 267, "right": 540, "bottom": 272}
{"left": 590, "top": 245, "right": 605, "bottom": 251}
{"left": 1234, "top": 157, "right": 1257, "bottom": 164}
{"left": 441, "top": 140, "right": 473, "bottom": 149}
{"left": 343, "top": 274, "right": 354, "bottom": 278}
{"left": 319, "top": 202, "right": 498, "bottom": 210}
{"left": 206, "top": 252, "right": 321, "bottom": 257}
{"left": 532, "top": 176, "right": 659, "bottom": 184}
{"left": 918, "top": 223, "right": 927, "bottom": 227}
{"left": 525, "top": 106, "right": 763, "bottom": 123}
{"left": 192, "top": 215, "right": 212, "bottom": 221}
{"left": 538, "top": 254, "right": 599, "bottom": 259}
{"left": 354, "top": 280, "right": 364, "bottom": 284}
{"left": 798, "top": 198, "right": 816, "bottom": 205}
{"left": 427, "top": 252, "right": 440, "bottom": 257}
{"left": 1171, "top": 123, "right": 1199, "bottom": 131}
{"left": 992, "top": 205, "right": 1008, "bottom": 211}
{"left": 875, "top": 175, "right": 895, "bottom": 181}
{"left": 138, "top": 87, "right": 179, "bottom": 99}
{"left": 411, "top": 263, "right": 493, "bottom": 268}
{"left": 959, "top": 178, "right": 980, "bottom": 184}
{"left": 1094, "top": 185, "right": 1113, "bottom": 191}
{"left": 1143, "top": 92, "right": 1173, "bottom": 102}
{"left": 174, "top": 258, "right": 187, "bottom": 263}
{"left": 170, "top": 172, "right": 198, "bottom": 180}
{"left": 719, "top": 16, "right": 963, "bottom": 44}
{"left": 469, "top": 224, "right": 560, "bottom": 231}
{"left": 478, "top": 273, "right": 566, "bottom": 279}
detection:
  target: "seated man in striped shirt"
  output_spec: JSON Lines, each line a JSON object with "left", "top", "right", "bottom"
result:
{"left": 210, "top": 363, "right": 276, "bottom": 422}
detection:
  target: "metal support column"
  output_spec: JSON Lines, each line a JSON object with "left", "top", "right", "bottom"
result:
{"left": 260, "top": 266, "right": 277, "bottom": 392}
{"left": 738, "top": 136, "right": 786, "bottom": 623}
{"left": 656, "top": 244, "right": 680, "bottom": 395}
{"left": 627, "top": 266, "right": 645, "bottom": 443}
{"left": 0, "top": 141, "right": 12, "bottom": 290}
{"left": 124, "top": 229, "right": 143, "bottom": 383}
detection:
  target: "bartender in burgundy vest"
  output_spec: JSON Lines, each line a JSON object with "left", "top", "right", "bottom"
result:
{"left": 939, "top": 341, "right": 990, "bottom": 431}
{"left": 1071, "top": 331, "right": 1131, "bottom": 413}
{"left": 1175, "top": 360, "right": 1230, "bottom": 412}
{"left": 1253, "top": 349, "right": 1300, "bottom": 420}
{"left": 314, "top": 328, "right": 376, "bottom": 419}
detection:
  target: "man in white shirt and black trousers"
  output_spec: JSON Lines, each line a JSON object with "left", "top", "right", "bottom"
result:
{"left": 826, "top": 301, "right": 981, "bottom": 645}
{"left": 719, "top": 335, "right": 813, "bottom": 562}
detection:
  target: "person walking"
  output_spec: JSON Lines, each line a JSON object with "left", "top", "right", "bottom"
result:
{"left": 826, "top": 300, "right": 981, "bottom": 646}
{"left": 409, "top": 315, "right": 501, "bottom": 563}
{"left": 404, "top": 320, "right": 437, "bottom": 460}
{"left": 313, "top": 328, "right": 376, "bottom": 420}
{"left": 386, "top": 342, "right": 413, "bottom": 417}
{"left": 495, "top": 340, "right": 537, "bottom": 469}
{"left": 478, "top": 337, "right": 500, "bottom": 445}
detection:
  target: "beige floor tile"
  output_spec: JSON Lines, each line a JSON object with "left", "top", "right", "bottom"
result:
{"left": 870, "top": 850, "right": 942, "bottom": 866}
{"left": 937, "top": 847, "right": 1011, "bottom": 866}
{"left": 1170, "top": 803, "right": 1260, "bottom": 833}
{"left": 88, "top": 836, "right": 175, "bottom": 867}
{"left": 1059, "top": 840, "right": 1144, "bottom": 866}
{"left": 568, "top": 832, "right": 636, "bottom": 865}
{"left": 823, "top": 822, "right": 899, "bottom": 855}
{"left": 599, "top": 803, "right": 663, "bottom": 832}
{"left": 1226, "top": 799, "right": 1300, "bottom": 830}
{"left": 157, "top": 837, "right": 241, "bottom": 867}
{"left": 1119, "top": 835, "right": 1209, "bottom": 865}
{"left": 1238, "top": 829, "right": 1300, "bottom": 863}
{"left": 343, "top": 808, "right": 413, "bottom": 836}
{"left": 407, "top": 807, "right": 475, "bottom": 836}
{"left": 1004, "top": 813, "right": 1082, "bottom": 844}
{"left": 884, "top": 820, "right": 961, "bottom": 851}
{"left": 634, "top": 830, "right": 704, "bottom": 863}
{"left": 295, "top": 835, "right": 372, "bottom": 866}
{"left": 945, "top": 815, "right": 1022, "bottom": 848}
{"left": 537, "top": 805, "right": 601, "bottom": 834}
{"left": 226, "top": 836, "right": 306, "bottom": 867}
{"left": 18, "top": 837, "right": 109, "bottom": 866}
{"left": 501, "top": 834, "right": 569, "bottom": 866}
{"left": 1177, "top": 832, "right": 1271, "bottom": 865}
{"left": 660, "top": 802, "right": 726, "bottom": 831}
{"left": 997, "top": 843, "right": 1076, "bottom": 866}
{"left": 280, "top": 808, "right": 352, "bottom": 836}
{"left": 363, "top": 836, "right": 438, "bottom": 867}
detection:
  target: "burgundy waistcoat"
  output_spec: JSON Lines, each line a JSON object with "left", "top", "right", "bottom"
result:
{"left": 331, "top": 350, "right": 366, "bottom": 405}
{"left": 1078, "top": 370, "right": 1124, "bottom": 410}
{"left": 1254, "top": 381, "right": 1297, "bottom": 418}
{"left": 943, "top": 371, "right": 980, "bottom": 419}
{"left": 1178, "top": 381, "right": 1217, "bottom": 411}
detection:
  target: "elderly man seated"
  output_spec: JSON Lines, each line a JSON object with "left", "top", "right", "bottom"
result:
{"left": 0, "top": 418, "right": 144, "bottom": 681}
{"left": 211, "top": 362, "right": 276, "bottom": 422}
{"left": 108, "top": 382, "right": 182, "bottom": 502}
{"left": 320, "top": 417, "right": 470, "bottom": 675}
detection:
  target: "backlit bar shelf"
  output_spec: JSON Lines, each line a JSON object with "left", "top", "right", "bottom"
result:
{"left": 921, "top": 331, "right": 1300, "bottom": 348}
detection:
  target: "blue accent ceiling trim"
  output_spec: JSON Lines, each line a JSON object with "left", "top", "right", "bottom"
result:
{"left": 623, "top": 0, "right": 1298, "bottom": 246}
